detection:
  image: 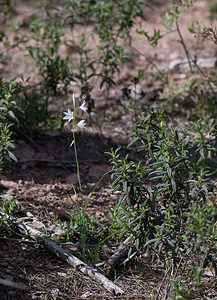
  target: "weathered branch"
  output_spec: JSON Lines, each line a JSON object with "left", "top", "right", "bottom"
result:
{"left": 104, "top": 236, "right": 133, "bottom": 275}
{"left": 16, "top": 159, "right": 101, "bottom": 167}
{"left": 0, "top": 213, "right": 124, "bottom": 295}
{"left": 0, "top": 278, "right": 29, "bottom": 290}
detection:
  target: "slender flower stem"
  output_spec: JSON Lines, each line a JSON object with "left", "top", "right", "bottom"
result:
{"left": 84, "top": 170, "right": 112, "bottom": 211}
{"left": 72, "top": 102, "right": 82, "bottom": 193}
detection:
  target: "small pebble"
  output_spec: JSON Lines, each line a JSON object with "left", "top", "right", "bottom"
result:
{"left": 38, "top": 191, "right": 46, "bottom": 196}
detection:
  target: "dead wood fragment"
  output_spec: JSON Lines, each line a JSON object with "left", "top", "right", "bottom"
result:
{"left": 0, "top": 278, "right": 29, "bottom": 290}
{"left": 105, "top": 236, "right": 133, "bottom": 275}
{"left": 16, "top": 159, "right": 77, "bottom": 168}
{"left": 16, "top": 159, "right": 102, "bottom": 168}
{"left": 0, "top": 213, "right": 124, "bottom": 295}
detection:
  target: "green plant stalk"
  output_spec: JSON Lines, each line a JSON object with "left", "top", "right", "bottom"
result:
{"left": 84, "top": 169, "right": 112, "bottom": 211}
{"left": 81, "top": 170, "right": 111, "bottom": 258}
{"left": 65, "top": 98, "right": 113, "bottom": 260}
{"left": 71, "top": 101, "right": 82, "bottom": 193}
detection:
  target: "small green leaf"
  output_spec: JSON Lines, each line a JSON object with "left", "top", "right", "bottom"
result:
{"left": 8, "top": 151, "right": 17, "bottom": 162}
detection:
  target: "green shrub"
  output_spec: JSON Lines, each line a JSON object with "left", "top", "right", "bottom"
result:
{"left": 0, "top": 80, "right": 20, "bottom": 178}
{"left": 107, "top": 105, "right": 217, "bottom": 296}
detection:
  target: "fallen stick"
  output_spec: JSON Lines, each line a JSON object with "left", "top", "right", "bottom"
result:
{"left": 0, "top": 278, "right": 29, "bottom": 290}
{"left": 104, "top": 236, "right": 133, "bottom": 275}
{"left": 15, "top": 159, "right": 77, "bottom": 168}
{"left": 107, "top": 236, "right": 132, "bottom": 268}
{"left": 16, "top": 158, "right": 101, "bottom": 167}
{"left": 0, "top": 213, "right": 124, "bottom": 295}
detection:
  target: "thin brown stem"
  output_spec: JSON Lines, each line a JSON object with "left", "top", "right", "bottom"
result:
{"left": 176, "top": 20, "right": 193, "bottom": 74}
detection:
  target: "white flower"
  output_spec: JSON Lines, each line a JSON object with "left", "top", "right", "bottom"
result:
{"left": 77, "top": 120, "right": 86, "bottom": 129}
{"left": 63, "top": 109, "right": 74, "bottom": 123}
{"left": 79, "top": 100, "right": 88, "bottom": 112}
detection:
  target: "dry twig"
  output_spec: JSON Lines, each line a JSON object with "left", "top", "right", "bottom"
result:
{"left": 0, "top": 278, "right": 29, "bottom": 290}
{"left": 105, "top": 236, "right": 133, "bottom": 275}
{"left": 0, "top": 212, "right": 124, "bottom": 295}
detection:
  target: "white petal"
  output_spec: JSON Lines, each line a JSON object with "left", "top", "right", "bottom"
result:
{"left": 79, "top": 101, "right": 88, "bottom": 112}
{"left": 63, "top": 109, "right": 74, "bottom": 122}
{"left": 77, "top": 120, "right": 86, "bottom": 129}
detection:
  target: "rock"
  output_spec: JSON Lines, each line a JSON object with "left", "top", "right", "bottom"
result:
{"left": 26, "top": 220, "right": 45, "bottom": 230}
{"left": 168, "top": 57, "right": 217, "bottom": 71}
{"left": 45, "top": 130, "right": 61, "bottom": 137}
{"left": 197, "top": 57, "right": 217, "bottom": 68}
{"left": 26, "top": 212, "right": 34, "bottom": 217}
{"left": 169, "top": 58, "right": 188, "bottom": 70}
{"left": 38, "top": 191, "right": 46, "bottom": 197}
{"left": 46, "top": 224, "right": 57, "bottom": 232}
{"left": 0, "top": 194, "right": 14, "bottom": 201}
{"left": 81, "top": 292, "right": 92, "bottom": 299}
{"left": 51, "top": 288, "right": 60, "bottom": 300}
{"left": 46, "top": 185, "right": 52, "bottom": 192}
{"left": 130, "top": 84, "right": 145, "bottom": 100}
{"left": 157, "top": 57, "right": 217, "bottom": 73}
{"left": 47, "top": 224, "right": 63, "bottom": 236}
{"left": 0, "top": 180, "right": 17, "bottom": 189}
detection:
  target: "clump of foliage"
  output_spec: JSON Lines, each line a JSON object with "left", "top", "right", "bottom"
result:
{"left": 0, "top": 0, "right": 148, "bottom": 173}
{"left": 207, "top": 1, "right": 217, "bottom": 19}
{"left": 0, "top": 80, "right": 20, "bottom": 178}
{"left": 107, "top": 105, "right": 217, "bottom": 298}
{"left": 159, "top": 75, "right": 217, "bottom": 118}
